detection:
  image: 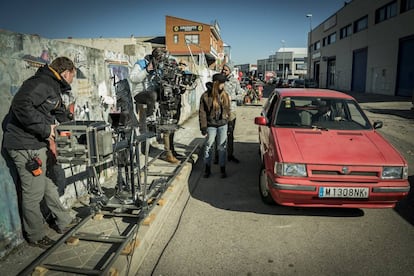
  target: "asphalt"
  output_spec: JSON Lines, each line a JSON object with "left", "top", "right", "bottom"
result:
{"left": 1, "top": 87, "right": 413, "bottom": 275}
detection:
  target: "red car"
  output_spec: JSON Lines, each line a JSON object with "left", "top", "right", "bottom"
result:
{"left": 255, "top": 89, "right": 409, "bottom": 208}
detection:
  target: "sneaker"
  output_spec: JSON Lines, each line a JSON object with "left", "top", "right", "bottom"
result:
{"left": 29, "top": 236, "right": 55, "bottom": 249}
{"left": 54, "top": 217, "right": 81, "bottom": 234}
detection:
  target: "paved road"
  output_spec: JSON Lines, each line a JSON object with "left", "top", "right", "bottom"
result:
{"left": 136, "top": 88, "right": 414, "bottom": 276}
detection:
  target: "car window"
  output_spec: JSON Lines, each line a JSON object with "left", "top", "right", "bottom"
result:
{"left": 346, "top": 101, "right": 371, "bottom": 128}
{"left": 262, "top": 91, "right": 277, "bottom": 120}
{"left": 273, "top": 96, "right": 372, "bottom": 130}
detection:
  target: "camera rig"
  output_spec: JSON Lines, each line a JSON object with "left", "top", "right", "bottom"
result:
{"left": 150, "top": 53, "right": 197, "bottom": 129}
{"left": 53, "top": 52, "right": 198, "bottom": 215}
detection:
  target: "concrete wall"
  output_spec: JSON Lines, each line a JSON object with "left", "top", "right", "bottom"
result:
{"left": 0, "top": 30, "right": 208, "bottom": 257}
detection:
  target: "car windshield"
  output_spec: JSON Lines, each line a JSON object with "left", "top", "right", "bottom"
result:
{"left": 274, "top": 96, "right": 372, "bottom": 130}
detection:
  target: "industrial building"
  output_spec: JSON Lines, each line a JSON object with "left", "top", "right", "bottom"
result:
{"left": 309, "top": 0, "right": 414, "bottom": 97}
{"left": 257, "top": 48, "right": 307, "bottom": 81}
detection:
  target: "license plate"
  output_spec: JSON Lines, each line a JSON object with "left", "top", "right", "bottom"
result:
{"left": 318, "top": 187, "right": 369, "bottom": 198}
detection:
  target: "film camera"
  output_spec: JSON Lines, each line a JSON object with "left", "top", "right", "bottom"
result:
{"left": 150, "top": 52, "right": 197, "bottom": 126}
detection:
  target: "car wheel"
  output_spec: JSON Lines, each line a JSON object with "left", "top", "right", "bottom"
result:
{"left": 259, "top": 163, "right": 275, "bottom": 205}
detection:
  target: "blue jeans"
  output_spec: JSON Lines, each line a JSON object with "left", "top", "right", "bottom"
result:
{"left": 203, "top": 125, "right": 228, "bottom": 167}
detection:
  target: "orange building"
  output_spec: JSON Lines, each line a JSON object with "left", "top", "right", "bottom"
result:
{"left": 165, "top": 15, "right": 224, "bottom": 70}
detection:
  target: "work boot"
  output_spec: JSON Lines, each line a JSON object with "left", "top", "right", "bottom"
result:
{"left": 165, "top": 152, "right": 179, "bottom": 164}
{"left": 52, "top": 217, "right": 82, "bottom": 234}
{"left": 220, "top": 166, "right": 227, "bottom": 178}
{"left": 204, "top": 165, "right": 211, "bottom": 178}
{"left": 28, "top": 235, "right": 55, "bottom": 249}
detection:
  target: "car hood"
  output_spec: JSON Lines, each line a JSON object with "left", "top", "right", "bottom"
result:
{"left": 274, "top": 128, "right": 406, "bottom": 165}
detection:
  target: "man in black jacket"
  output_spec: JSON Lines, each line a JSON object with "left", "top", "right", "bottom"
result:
{"left": 3, "top": 57, "right": 79, "bottom": 249}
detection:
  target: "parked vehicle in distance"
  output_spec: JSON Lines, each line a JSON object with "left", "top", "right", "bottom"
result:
{"left": 281, "top": 79, "right": 292, "bottom": 88}
{"left": 254, "top": 88, "right": 410, "bottom": 208}
{"left": 304, "top": 79, "right": 318, "bottom": 88}
{"left": 291, "top": 78, "right": 318, "bottom": 88}
{"left": 291, "top": 79, "right": 305, "bottom": 88}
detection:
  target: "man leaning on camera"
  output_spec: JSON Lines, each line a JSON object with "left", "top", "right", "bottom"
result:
{"left": 3, "top": 57, "right": 80, "bottom": 249}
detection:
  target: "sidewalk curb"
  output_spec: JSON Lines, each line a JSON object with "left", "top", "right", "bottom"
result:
{"left": 113, "top": 155, "right": 197, "bottom": 275}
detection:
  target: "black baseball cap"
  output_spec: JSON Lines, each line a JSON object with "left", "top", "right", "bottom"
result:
{"left": 212, "top": 73, "right": 226, "bottom": 83}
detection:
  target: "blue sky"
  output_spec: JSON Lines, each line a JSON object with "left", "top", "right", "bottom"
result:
{"left": 0, "top": 0, "right": 348, "bottom": 64}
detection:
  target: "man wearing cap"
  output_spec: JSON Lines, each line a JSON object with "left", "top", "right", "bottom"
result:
{"left": 220, "top": 63, "right": 244, "bottom": 163}
{"left": 199, "top": 73, "right": 231, "bottom": 178}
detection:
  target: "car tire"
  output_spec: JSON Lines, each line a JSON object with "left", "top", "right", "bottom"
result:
{"left": 259, "top": 163, "right": 275, "bottom": 205}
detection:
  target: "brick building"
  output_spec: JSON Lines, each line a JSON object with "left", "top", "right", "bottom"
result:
{"left": 165, "top": 15, "right": 224, "bottom": 71}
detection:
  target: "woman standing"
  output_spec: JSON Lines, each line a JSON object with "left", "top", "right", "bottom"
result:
{"left": 199, "top": 74, "right": 231, "bottom": 178}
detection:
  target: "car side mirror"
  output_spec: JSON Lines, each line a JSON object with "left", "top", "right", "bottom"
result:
{"left": 254, "top": 116, "right": 268, "bottom": 126}
{"left": 373, "top": 120, "right": 383, "bottom": 129}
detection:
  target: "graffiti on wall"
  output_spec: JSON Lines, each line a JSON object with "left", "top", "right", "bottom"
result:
{"left": 0, "top": 31, "right": 114, "bottom": 257}
{"left": 22, "top": 49, "right": 51, "bottom": 68}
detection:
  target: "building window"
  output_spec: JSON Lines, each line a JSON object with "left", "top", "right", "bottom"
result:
{"left": 293, "top": 57, "right": 305, "bottom": 62}
{"left": 354, "top": 15, "right": 368, "bottom": 33}
{"left": 328, "top": 32, "right": 336, "bottom": 44}
{"left": 401, "top": 0, "right": 414, "bottom": 12}
{"left": 375, "top": 1, "right": 397, "bottom": 23}
{"left": 173, "top": 34, "right": 179, "bottom": 44}
{"left": 323, "top": 37, "right": 328, "bottom": 47}
{"left": 184, "top": 34, "right": 199, "bottom": 45}
{"left": 314, "top": 41, "right": 321, "bottom": 50}
{"left": 340, "top": 24, "right": 352, "bottom": 39}
{"left": 296, "top": 63, "right": 306, "bottom": 70}
{"left": 322, "top": 33, "right": 336, "bottom": 47}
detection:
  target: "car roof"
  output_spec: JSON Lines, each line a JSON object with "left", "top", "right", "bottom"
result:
{"left": 274, "top": 88, "right": 356, "bottom": 100}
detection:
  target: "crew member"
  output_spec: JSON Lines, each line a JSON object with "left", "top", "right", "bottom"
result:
{"left": 220, "top": 63, "right": 244, "bottom": 163}
{"left": 3, "top": 57, "right": 80, "bottom": 249}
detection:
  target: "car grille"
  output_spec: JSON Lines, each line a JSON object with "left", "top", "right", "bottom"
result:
{"left": 312, "top": 170, "right": 377, "bottom": 176}
{"left": 308, "top": 165, "right": 380, "bottom": 183}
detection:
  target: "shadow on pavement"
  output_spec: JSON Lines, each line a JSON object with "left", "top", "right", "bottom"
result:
{"left": 394, "top": 175, "right": 414, "bottom": 226}
{"left": 189, "top": 139, "right": 364, "bottom": 218}
{"left": 348, "top": 92, "right": 412, "bottom": 104}
{"left": 364, "top": 108, "right": 414, "bottom": 120}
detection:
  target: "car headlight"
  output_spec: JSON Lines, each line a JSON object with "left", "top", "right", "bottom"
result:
{"left": 381, "top": 166, "right": 408, "bottom": 179}
{"left": 274, "top": 162, "right": 307, "bottom": 177}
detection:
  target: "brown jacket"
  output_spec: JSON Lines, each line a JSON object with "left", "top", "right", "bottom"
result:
{"left": 199, "top": 89, "right": 231, "bottom": 131}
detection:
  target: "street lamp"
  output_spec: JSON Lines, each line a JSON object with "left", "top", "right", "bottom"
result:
{"left": 281, "top": 40, "right": 286, "bottom": 79}
{"left": 306, "top": 14, "right": 313, "bottom": 80}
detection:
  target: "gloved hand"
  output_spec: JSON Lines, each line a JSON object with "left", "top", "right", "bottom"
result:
{"left": 201, "top": 128, "right": 207, "bottom": 136}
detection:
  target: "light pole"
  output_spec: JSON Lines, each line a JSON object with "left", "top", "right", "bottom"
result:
{"left": 282, "top": 41, "right": 285, "bottom": 79}
{"left": 306, "top": 14, "right": 313, "bottom": 80}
